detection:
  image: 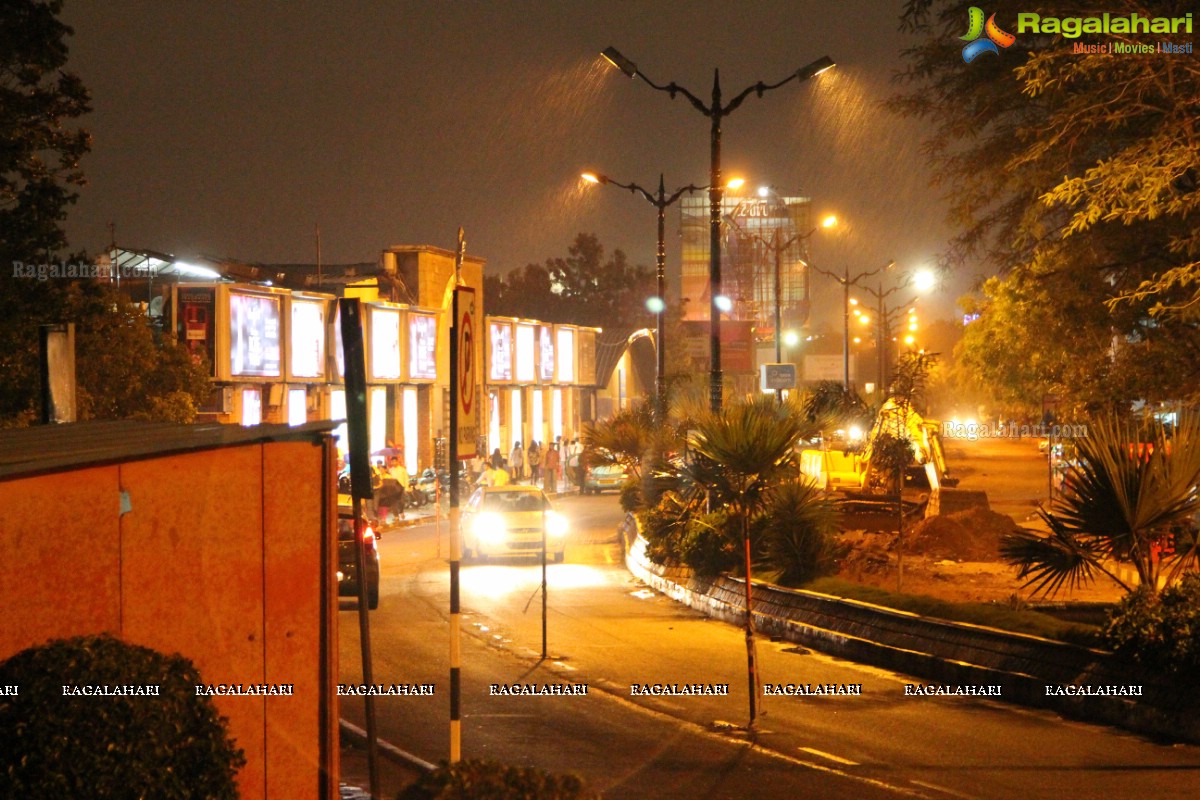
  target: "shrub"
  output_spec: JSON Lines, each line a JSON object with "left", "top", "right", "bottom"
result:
{"left": 757, "top": 480, "right": 843, "bottom": 586}
{"left": 619, "top": 478, "right": 643, "bottom": 513}
{"left": 0, "top": 634, "right": 245, "bottom": 799}
{"left": 1104, "top": 573, "right": 1200, "bottom": 678}
{"left": 678, "top": 509, "right": 739, "bottom": 578}
{"left": 398, "top": 758, "right": 597, "bottom": 800}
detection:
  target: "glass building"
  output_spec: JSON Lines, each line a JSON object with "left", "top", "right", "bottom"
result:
{"left": 679, "top": 191, "right": 812, "bottom": 339}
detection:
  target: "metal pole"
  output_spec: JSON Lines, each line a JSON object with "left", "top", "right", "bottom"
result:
{"left": 709, "top": 70, "right": 724, "bottom": 413}
{"left": 842, "top": 264, "right": 851, "bottom": 391}
{"left": 541, "top": 503, "right": 548, "bottom": 659}
{"left": 774, "top": 229, "right": 783, "bottom": 403}
{"left": 743, "top": 513, "right": 757, "bottom": 728}
{"left": 655, "top": 176, "right": 667, "bottom": 420}
{"left": 878, "top": 283, "right": 886, "bottom": 396}
{"left": 448, "top": 229, "right": 466, "bottom": 763}
{"left": 351, "top": 495, "right": 380, "bottom": 799}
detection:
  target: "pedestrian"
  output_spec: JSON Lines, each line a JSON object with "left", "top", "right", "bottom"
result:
{"left": 543, "top": 443, "right": 561, "bottom": 494}
{"left": 528, "top": 441, "right": 541, "bottom": 483}
{"left": 510, "top": 440, "right": 524, "bottom": 481}
{"left": 386, "top": 456, "right": 409, "bottom": 521}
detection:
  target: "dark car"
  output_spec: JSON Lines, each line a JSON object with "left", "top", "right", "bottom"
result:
{"left": 337, "top": 507, "right": 380, "bottom": 609}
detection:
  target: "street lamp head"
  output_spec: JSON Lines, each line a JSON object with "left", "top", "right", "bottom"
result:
{"left": 601, "top": 47, "right": 638, "bottom": 78}
{"left": 913, "top": 269, "right": 936, "bottom": 292}
{"left": 580, "top": 172, "right": 606, "bottom": 185}
{"left": 726, "top": 177, "right": 746, "bottom": 190}
{"left": 645, "top": 296, "right": 666, "bottom": 314}
{"left": 821, "top": 214, "right": 838, "bottom": 229}
{"left": 795, "top": 56, "right": 835, "bottom": 83}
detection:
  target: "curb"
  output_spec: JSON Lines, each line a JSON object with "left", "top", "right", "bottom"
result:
{"left": 623, "top": 524, "right": 1200, "bottom": 744}
{"left": 340, "top": 718, "right": 437, "bottom": 773}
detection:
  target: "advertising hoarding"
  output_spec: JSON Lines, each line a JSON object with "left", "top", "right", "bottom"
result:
{"left": 370, "top": 306, "right": 402, "bottom": 381}
{"left": 514, "top": 323, "right": 536, "bottom": 384}
{"left": 489, "top": 320, "right": 513, "bottom": 382}
{"left": 408, "top": 311, "right": 438, "bottom": 381}
{"left": 538, "top": 325, "right": 554, "bottom": 383}
{"left": 555, "top": 326, "right": 575, "bottom": 383}
{"left": 176, "top": 286, "right": 216, "bottom": 372}
{"left": 229, "top": 292, "right": 281, "bottom": 378}
{"left": 290, "top": 298, "right": 326, "bottom": 379}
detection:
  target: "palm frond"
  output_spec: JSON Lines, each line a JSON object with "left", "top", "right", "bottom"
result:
{"left": 999, "top": 515, "right": 1107, "bottom": 597}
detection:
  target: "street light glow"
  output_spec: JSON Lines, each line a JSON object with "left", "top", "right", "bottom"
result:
{"left": 645, "top": 296, "right": 666, "bottom": 313}
{"left": 821, "top": 215, "right": 838, "bottom": 228}
{"left": 726, "top": 177, "right": 746, "bottom": 190}
{"left": 580, "top": 172, "right": 603, "bottom": 184}
{"left": 714, "top": 294, "right": 733, "bottom": 313}
{"left": 783, "top": 330, "right": 800, "bottom": 347}
{"left": 913, "top": 269, "right": 936, "bottom": 292}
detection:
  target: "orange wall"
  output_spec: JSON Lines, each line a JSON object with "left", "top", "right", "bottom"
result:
{"left": 0, "top": 438, "right": 335, "bottom": 800}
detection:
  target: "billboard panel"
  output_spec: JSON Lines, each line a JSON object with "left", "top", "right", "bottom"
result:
{"left": 229, "top": 292, "right": 281, "bottom": 378}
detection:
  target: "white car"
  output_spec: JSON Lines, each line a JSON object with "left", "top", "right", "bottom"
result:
{"left": 461, "top": 484, "right": 568, "bottom": 562}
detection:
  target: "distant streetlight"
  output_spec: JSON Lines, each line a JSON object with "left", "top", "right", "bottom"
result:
{"left": 602, "top": 47, "right": 834, "bottom": 415}
{"left": 810, "top": 260, "right": 894, "bottom": 391}
{"left": 858, "top": 265, "right": 936, "bottom": 392}
{"left": 582, "top": 171, "right": 703, "bottom": 418}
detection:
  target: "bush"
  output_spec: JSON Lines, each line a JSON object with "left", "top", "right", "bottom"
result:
{"left": 757, "top": 480, "right": 843, "bottom": 586}
{"left": 1104, "top": 574, "right": 1200, "bottom": 678}
{"left": 398, "top": 758, "right": 597, "bottom": 800}
{"left": 678, "top": 510, "right": 739, "bottom": 578}
{"left": 619, "top": 478, "right": 642, "bottom": 513}
{"left": 0, "top": 634, "right": 245, "bottom": 799}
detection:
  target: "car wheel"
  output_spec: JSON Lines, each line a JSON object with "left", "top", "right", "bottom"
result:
{"left": 367, "top": 582, "right": 379, "bottom": 610}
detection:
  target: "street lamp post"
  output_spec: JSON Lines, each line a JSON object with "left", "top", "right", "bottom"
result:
{"left": 581, "top": 172, "right": 701, "bottom": 419}
{"left": 857, "top": 267, "right": 934, "bottom": 393}
{"left": 601, "top": 48, "right": 834, "bottom": 412}
{"left": 810, "top": 260, "right": 893, "bottom": 391}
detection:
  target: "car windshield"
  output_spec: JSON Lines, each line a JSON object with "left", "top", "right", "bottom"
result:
{"left": 483, "top": 492, "right": 546, "bottom": 513}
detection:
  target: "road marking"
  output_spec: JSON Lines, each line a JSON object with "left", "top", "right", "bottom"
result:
{"left": 909, "top": 779, "right": 978, "bottom": 800}
{"left": 799, "top": 747, "right": 859, "bottom": 766}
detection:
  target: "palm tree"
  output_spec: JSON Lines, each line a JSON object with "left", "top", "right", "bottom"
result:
{"left": 1001, "top": 411, "right": 1200, "bottom": 597}
{"left": 681, "top": 395, "right": 825, "bottom": 728}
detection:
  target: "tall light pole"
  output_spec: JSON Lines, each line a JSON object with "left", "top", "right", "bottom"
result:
{"left": 727, "top": 199, "right": 835, "bottom": 400}
{"left": 809, "top": 260, "right": 893, "bottom": 391}
{"left": 601, "top": 48, "right": 834, "bottom": 412}
{"left": 581, "top": 172, "right": 701, "bottom": 419}
{"left": 857, "top": 267, "right": 934, "bottom": 393}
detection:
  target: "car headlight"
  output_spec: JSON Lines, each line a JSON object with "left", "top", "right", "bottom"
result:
{"left": 545, "top": 510, "right": 568, "bottom": 538}
{"left": 473, "top": 512, "right": 506, "bottom": 544}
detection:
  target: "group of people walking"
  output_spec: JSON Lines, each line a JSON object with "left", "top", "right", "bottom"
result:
{"left": 475, "top": 437, "right": 579, "bottom": 493}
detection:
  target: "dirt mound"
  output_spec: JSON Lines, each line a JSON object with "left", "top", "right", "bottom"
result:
{"left": 905, "top": 507, "right": 1022, "bottom": 561}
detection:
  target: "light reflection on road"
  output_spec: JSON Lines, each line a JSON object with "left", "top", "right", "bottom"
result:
{"left": 462, "top": 563, "right": 610, "bottom": 599}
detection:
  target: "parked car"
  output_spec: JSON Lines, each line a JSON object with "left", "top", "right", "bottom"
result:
{"left": 461, "top": 484, "right": 568, "bottom": 563}
{"left": 582, "top": 463, "right": 628, "bottom": 495}
{"left": 337, "top": 506, "right": 380, "bottom": 609}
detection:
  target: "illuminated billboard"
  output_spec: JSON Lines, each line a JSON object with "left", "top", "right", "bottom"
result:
{"left": 538, "top": 325, "right": 554, "bottom": 383}
{"left": 229, "top": 292, "right": 281, "bottom": 378}
{"left": 489, "top": 320, "right": 513, "bottom": 382}
{"left": 290, "top": 298, "right": 326, "bottom": 379}
{"left": 556, "top": 326, "right": 575, "bottom": 383}
{"left": 515, "top": 323, "right": 536, "bottom": 383}
{"left": 370, "top": 306, "right": 402, "bottom": 381}
{"left": 408, "top": 311, "right": 437, "bottom": 381}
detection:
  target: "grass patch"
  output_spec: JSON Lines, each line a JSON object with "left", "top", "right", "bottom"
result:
{"left": 800, "top": 577, "right": 1103, "bottom": 648}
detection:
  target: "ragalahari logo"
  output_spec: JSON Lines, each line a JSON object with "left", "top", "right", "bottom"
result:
{"left": 961, "top": 7, "right": 1016, "bottom": 62}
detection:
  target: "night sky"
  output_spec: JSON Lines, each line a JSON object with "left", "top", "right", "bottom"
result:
{"left": 60, "top": 1, "right": 963, "bottom": 323}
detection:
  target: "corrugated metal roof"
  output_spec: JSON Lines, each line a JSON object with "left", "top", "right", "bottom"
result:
{"left": 0, "top": 420, "right": 337, "bottom": 481}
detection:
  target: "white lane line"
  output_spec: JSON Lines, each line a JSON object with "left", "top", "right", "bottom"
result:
{"left": 798, "top": 746, "right": 860, "bottom": 766}
{"left": 909, "top": 779, "right": 979, "bottom": 800}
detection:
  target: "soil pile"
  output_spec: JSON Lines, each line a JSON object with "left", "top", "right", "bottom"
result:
{"left": 905, "top": 507, "right": 1022, "bottom": 561}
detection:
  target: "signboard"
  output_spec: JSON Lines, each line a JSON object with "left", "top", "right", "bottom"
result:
{"left": 538, "top": 325, "right": 554, "bottom": 383}
{"left": 290, "top": 298, "right": 326, "bottom": 379}
{"left": 488, "top": 320, "right": 513, "bottom": 382}
{"left": 680, "top": 320, "right": 756, "bottom": 373}
{"left": 176, "top": 286, "right": 215, "bottom": 371}
{"left": 370, "top": 306, "right": 401, "bottom": 381}
{"left": 454, "top": 287, "right": 478, "bottom": 459}
{"left": 760, "top": 363, "right": 796, "bottom": 391}
{"left": 514, "top": 323, "right": 536, "bottom": 383}
{"left": 556, "top": 326, "right": 575, "bottom": 383}
{"left": 804, "top": 354, "right": 854, "bottom": 382}
{"left": 229, "top": 292, "right": 281, "bottom": 378}
{"left": 577, "top": 328, "right": 597, "bottom": 386}
{"left": 408, "top": 311, "right": 437, "bottom": 381}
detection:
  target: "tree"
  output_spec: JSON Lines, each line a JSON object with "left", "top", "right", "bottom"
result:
{"left": 484, "top": 233, "right": 655, "bottom": 332}
{"left": 1000, "top": 412, "right": 1200, "bottom": 597}
{"left": 892, "top": 0, "right": 1200, "bottom": 408}
{"left": 0, "top": 0, "right": 91, "bottom": 265}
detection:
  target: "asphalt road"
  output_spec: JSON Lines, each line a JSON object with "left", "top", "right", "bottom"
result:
{"left": 339, "top": 491, "right": 1200, "bottom": 800}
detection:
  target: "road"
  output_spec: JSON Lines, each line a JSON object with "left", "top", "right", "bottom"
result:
{"left": 339, "top": 492, "right": 1200, "bottom": 799}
